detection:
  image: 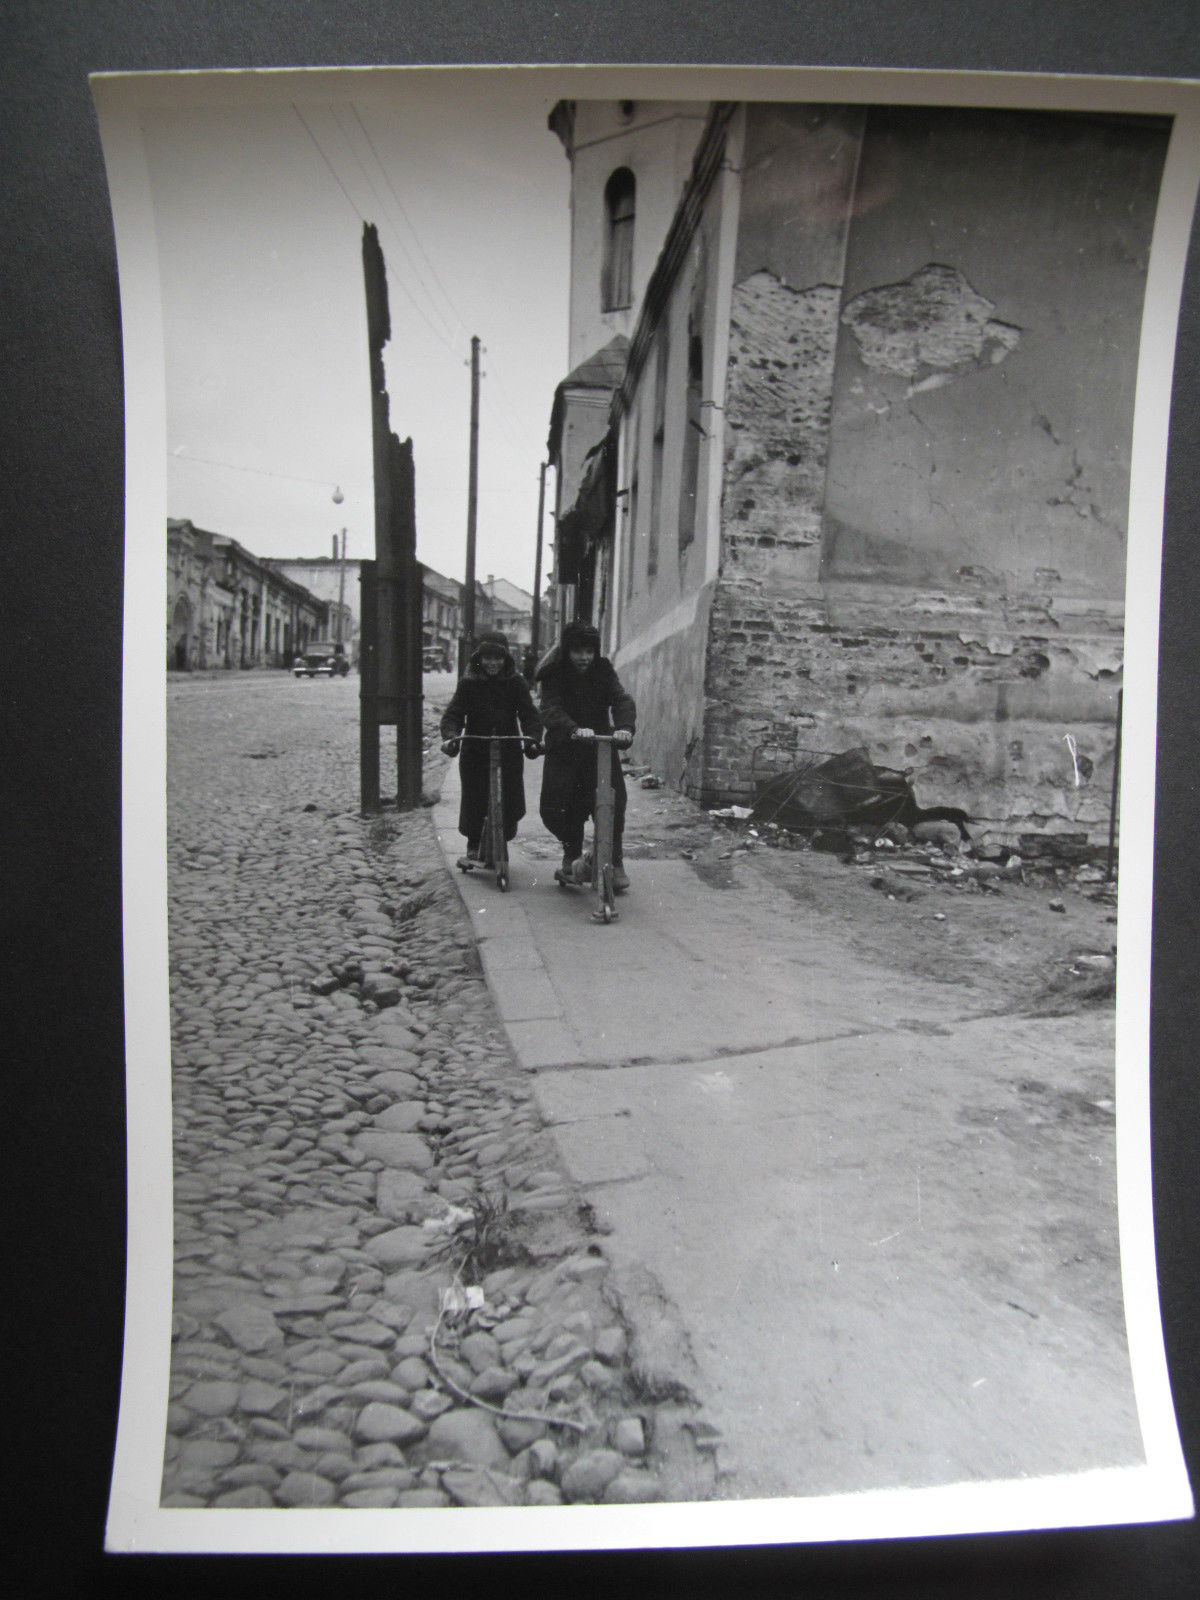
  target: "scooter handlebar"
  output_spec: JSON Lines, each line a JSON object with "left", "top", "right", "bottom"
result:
{"left": 451, "top": 733, "right": 544, "bottom": 756}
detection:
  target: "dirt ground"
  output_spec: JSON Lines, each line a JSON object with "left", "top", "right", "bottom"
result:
{"left": 617, "top": 770, "right": 1118, "bottom": 1022}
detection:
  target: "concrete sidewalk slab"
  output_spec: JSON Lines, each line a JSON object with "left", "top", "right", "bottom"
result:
{"left": 477, "top": 937, "right": 547, "bottom": 975}
{"left": 484, "top": 964, "right": 563, "bottom": 1024}
{"left": 531, "top": 1012, "right": 1132, "bottom": 1499}
{"left": 550, "top": 1117, "right": 653, "bottom": 1186}
{"left": 433, "top": 754, "right": 1135, "bottom": 1503}
{"left": 502, "top": 1018, "right": 582, "bottom": 1071}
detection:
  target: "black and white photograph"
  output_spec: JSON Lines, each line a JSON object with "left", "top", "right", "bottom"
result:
{"left": 95, "top": 64, "right": 1197, "bottom": 1554}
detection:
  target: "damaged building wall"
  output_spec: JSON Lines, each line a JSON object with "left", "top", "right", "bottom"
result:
{"left": 698, "top": 103, "right": 1167, "bottom": 836}
{"left": 609, "top": 116, "right": 741, "bottom": 793}
{"left": 699, "top": 105, "right": 865, "bottom": 804}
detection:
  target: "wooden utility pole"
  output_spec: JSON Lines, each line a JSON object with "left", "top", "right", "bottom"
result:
{"left": 530, "top": 460, "right": 547, "bottom": 668}
{"left": 461, "top": 334, "right": 480, "bottom": 668}
{"left": 335, "top": 527, "right": 347, "bottom": 646}
{"left": 359, "top": 222, "right": 423, "bottom": 812}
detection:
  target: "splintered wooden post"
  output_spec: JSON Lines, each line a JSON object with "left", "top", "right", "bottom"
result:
{"left": 362, "top": 221, "right": 424, "bottom": 809}
{"left": 359, "top": 559, "right": 380, "bottom": 813}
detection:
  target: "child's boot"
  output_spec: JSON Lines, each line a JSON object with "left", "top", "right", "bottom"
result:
{"left": 457, "top": 839, "right": 481, "bottom": 871}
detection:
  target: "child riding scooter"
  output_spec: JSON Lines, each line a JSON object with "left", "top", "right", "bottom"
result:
{"left": 535, "top": 620, "right": 636, "bottom": 891}
{"left": 440, "top": 632, "right": 543, "bottom": 870}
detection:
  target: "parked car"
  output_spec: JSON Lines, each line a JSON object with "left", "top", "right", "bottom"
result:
{"left": 423, "top": 646, "right": 452, "bottom": 673}
{"left": 292, "top": 641, "right": 350, "bottom": 678}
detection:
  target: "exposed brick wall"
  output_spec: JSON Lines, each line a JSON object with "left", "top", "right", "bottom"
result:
{"left": 705, "top": 262, "right": 1122, "bottom": 830}
{"left": 723, "top": 273, "right": 841, "bottom": 561}
{"left": 697, "top": 577, "right": 1123, "bottom": 840}
{"left": 686, "top": 111, "right": 1147, "bottom": 845}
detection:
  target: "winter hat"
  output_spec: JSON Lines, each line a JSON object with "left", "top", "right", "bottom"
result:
{"left": 561, "top": 620, "right": 601, "bottom": 652}
{"left": 476, "top": 631, "right": 510, "bottom": 657}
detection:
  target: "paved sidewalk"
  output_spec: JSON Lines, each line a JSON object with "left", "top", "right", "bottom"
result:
{"left": 433, "top": 762, "right": 1140, "bottom": 1501}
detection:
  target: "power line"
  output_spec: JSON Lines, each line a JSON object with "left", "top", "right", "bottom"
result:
{"left": 294, "top": 105, "right": 543, "bottom": 508}
{"left": 331, "top": 108, "right": 459, "bottom": 347}
{"left": 292, "top": 103, "right": 363, "bottom": 225}
{"left": 478, "top": 344, "right": 537, "bottom": 459}
{"left": 294, "top": 103, "right": 457, "bottom": 356}
{"left": 351, "top": 105, "right": 474, "bottom": 345}
{"left": 172, "top": 448, "right": 347, "bottom": 493}
{"left": 345, "top": 106, "right": 542, "bottom": 456}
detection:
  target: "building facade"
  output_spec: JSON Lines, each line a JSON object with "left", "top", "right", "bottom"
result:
{"left": 483, "top": 575, "right": 535, "bottom": 651}
{"left": 267, "top": 549, "right": 361, "bottom": 663}
{"left": 167, "top": 519, "right": 327, "bottom": 671}
{"left": 546, "top": 101, "right": 706, "bottom": 632}
{"left": 420, "top": 566, "right": 462, "bottom": 668}
{"left": 552, "top": 101, "right": 1169, "bottom": 841}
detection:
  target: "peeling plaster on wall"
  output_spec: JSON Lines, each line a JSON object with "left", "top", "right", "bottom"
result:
{"left": 624, "top": 105, "right": 1164, "bottom": 839}
{"left": 841, "top": 264, "right": 1022, "bottom": 393}
{"left": 1066, "top": 641, "right": 1125, "bottom": 680}
{"left": 723, "top": 272, "right": 841, "bottom": 556}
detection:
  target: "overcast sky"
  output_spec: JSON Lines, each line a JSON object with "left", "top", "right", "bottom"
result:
{"left": 144, "top": 76, "right": 571, "bottom": 590}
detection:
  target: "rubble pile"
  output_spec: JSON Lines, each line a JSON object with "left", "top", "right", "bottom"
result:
{"left": 707, "top": 812, "right": 1118, "bottom": 904}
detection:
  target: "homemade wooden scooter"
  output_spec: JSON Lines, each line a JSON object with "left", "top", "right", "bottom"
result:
{"left": 455, "top": 734, "right": 538, "bottom": 893}
{"left": 553, "top": 733, "right": 621, "bottom": 924}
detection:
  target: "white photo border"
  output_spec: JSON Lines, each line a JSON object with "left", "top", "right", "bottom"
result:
{"left": 96, "top": 62, "right": 1200, "bottom": 1555}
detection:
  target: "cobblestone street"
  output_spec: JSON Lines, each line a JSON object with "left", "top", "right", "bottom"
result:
{"left": 161, "top": 672, "right": 710, "bottom": 1510}
{"left": 159, "top": 667, "right": 1139, "bottom": 1515}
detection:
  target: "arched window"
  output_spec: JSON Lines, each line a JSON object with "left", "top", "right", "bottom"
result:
{"left": 602, "top": 168, "right": 636, "bottom": 312}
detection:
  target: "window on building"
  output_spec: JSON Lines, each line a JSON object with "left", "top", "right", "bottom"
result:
{"left": 679, "top": 321, "right": 704, "bottom": 552}
{"left": 648, "top": 326, "right": 668, "bottom": 579}
{"left": 602, "top": 168, "right": 636, "bottom": 313}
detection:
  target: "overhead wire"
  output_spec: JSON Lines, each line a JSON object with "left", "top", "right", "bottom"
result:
{"left": 350, "top": 105, "right": 473, "bottom": 345}
{"left": 331, "top": 107, "right": 460, "bottom": 348}
{"left": 293, "top": 103, "right": 458, "bottom": 356}
{"left": 171, "top": 448, "right": 347, "bottom": 493}
{"left": 295, "top": 99, "right": 546, "bottom": 554}
{"left": 346, "top": 104, "right": 542, "bottom": 462}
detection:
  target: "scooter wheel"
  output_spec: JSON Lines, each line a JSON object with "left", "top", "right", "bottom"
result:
{"left": 601, "top": 902, "right": 613, "bottom": 923}
{"left": 496, "top": 869, "right": 509, "bottom": 892}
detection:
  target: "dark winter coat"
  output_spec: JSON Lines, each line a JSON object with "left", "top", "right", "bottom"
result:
{"left": 534, "top": 648, "right": 637, "bottom": 754}
{"left": 440, "top": 647, "right": 543, "bottom": 841}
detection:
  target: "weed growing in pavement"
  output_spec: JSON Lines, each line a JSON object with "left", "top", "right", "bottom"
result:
{"left": 429, "top": 1182, "right": 528, "bottom": 1284}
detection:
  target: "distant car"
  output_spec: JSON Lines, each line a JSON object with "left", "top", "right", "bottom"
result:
{"left": 423, "top": 646, "right": 452, "bottom": 673}
{"left": 293, "top": 641, "right": 350, "bottom": 678}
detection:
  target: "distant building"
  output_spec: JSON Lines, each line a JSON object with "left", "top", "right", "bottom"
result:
{"left": 482, "top": 575, "right": 535, "bottom": 650}
{"left": 420, "top": 565, "right": 461, "bottom": 668}
{"left": 267, "top": 548, "right": 361, "bottom": 663}
{"left": 547, "top": 100, "right": 1170, "bottom": 838}
{"left": 168, "top": 519, "right": 327, "bottom": 671}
